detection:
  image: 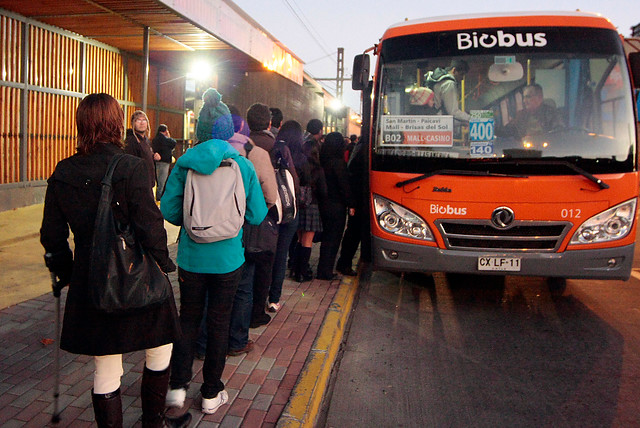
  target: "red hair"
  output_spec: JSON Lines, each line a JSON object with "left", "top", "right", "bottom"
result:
{"left": 76, "top": 93, "right": 124, "bottom": 154}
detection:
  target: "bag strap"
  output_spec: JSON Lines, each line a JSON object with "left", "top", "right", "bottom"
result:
{"left": 102, "top": 154, "right": 126, "bottom": 187}
{"left": 95, "top": 154, "right": 126, "bottom": 223}
{"left": 244, "top": 141, "right": 253, "bottom": 157}
{"left": 274, "top": 141, "right": 288, "bottom": 170}
{"left": 90, "top": 154, "right": 126, "bottom": 281}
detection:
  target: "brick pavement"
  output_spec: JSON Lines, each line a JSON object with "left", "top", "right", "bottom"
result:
{"left": 0, "top": 244, "right": 342, "bottom": 427}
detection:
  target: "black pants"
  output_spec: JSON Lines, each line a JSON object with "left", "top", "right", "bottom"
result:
{"left": 170, "top": 266, "right": 243, "bottom": 399}
{"left": 317, "top": 201, "right": 347, "bottom": 277}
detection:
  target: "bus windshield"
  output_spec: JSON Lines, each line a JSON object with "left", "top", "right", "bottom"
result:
{"left": 373, "top": 27, "right": 638, "bottom": 176}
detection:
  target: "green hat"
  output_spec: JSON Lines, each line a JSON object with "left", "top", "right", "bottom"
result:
{"left": 196, "top": 88, "right": 234, "bottom": 142}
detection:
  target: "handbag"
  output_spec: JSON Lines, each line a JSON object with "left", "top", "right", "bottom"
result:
{"left": 88, "top": 154, "right": 171, "bottom": 313}
{"left": 243, "top": 211, "right": 279, "bottom": 254}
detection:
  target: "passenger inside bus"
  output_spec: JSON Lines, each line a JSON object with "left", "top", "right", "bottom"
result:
{"left": 498, "top": 83, "right": 564, "bottom": 139}
{"left": 423, "top": 59, "right": 471, "bottom": 123}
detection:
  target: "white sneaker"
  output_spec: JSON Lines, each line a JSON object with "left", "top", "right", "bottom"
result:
{"left": 166, "top": 388, "right": 186, "bottom": 408}
{"left": 201, "top": 390, "right": 228, "bottom": 414}
{"left": 267, "top": 302, "right": 281, "bottom": 313}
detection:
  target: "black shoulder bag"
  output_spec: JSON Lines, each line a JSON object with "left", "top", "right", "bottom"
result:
{"left": 242, "top": 142, "right": 279, "bottom": 254}
{"left": 88, "top": 154, "right": 171, "bottom": 313}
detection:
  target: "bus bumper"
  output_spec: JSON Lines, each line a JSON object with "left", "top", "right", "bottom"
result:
{"left": 372, "top": 236, "right": 635, "bottom": 280}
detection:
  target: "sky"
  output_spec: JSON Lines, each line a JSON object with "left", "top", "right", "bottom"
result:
{"left": 231, "top": 0, "right": 639, "bottom": 113}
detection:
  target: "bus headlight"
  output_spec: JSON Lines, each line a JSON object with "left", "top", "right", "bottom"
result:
{"left": 374, "top": 195, "right": 433, "bottom": 241}
{"left": 570, "top": 199, "right": 636, "bottom": 244}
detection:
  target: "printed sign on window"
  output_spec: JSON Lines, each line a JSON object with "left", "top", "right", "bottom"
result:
{"left": 469, "top": 110, "right": 495, "bottom": 142}
{"left": 381, "top": 115, "right": 454, "bottom": 147}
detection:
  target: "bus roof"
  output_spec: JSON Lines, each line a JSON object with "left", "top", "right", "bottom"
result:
{"left": 382, "top": 11, "right": 617, "bottom": 41}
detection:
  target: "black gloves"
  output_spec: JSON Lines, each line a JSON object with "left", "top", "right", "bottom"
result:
{"left": 44, "top": 248, "right": 73, "bottom": 296}
{"left": 163, "top": 258, "right": 177, "bottom": 274}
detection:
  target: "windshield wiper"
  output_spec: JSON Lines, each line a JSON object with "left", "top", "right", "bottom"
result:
{"left": 395, "top": 169, "right": 529, "bottom": 188}
{"left": 499, "top": 160, "right": 609, "bottom": 190}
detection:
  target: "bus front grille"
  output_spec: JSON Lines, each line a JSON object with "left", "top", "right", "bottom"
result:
{"left": 436, "top": 220, "right": 572, "bottom": 252}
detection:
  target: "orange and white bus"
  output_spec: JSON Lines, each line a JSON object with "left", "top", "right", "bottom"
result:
{"left": 352, "top": 11, "right": 640, "bottom": 280}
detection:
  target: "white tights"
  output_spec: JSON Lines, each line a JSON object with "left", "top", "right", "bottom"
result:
{"left": 93, "top": 343, "right": 173, "bottom": 394}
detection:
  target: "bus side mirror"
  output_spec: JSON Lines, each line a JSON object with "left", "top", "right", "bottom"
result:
{"left": 629, "top": 52, "right": 640, "bottom": 89}
{"left": 352, "top": 54, "right": 370, "bottom": 90}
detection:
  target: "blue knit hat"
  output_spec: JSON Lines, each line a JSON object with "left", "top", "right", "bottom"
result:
{"left": 196, "top": 88, "right": 234, "bottom": 142}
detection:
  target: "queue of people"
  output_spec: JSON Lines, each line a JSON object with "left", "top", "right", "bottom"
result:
{"left": 40, "top": 87, "right": 365, "bottom": 427}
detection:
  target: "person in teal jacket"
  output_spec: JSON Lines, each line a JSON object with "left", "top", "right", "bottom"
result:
{"left": 161, "top": 88, "right": 267, "bottom": 416}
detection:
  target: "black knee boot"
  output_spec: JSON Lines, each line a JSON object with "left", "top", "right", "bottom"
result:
{"left": 294, "top": 246, "right": 313, "bottom": 282}
{"left": 141, "top": 367, "right": 192, "bottom": 428}
{"left": 92, "top": 388, "right": 123, "bottom": 428}
{"left": 141, "top": 367, "right": 168, "bottom": 427}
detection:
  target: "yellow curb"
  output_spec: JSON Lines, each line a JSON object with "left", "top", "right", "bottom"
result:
{"left": 277, "top": 272, "right": 359, "bottom": 428}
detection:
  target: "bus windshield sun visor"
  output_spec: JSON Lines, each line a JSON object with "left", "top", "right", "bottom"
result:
{"left": 394, "top": 169, "right": 529, "bottom": 188}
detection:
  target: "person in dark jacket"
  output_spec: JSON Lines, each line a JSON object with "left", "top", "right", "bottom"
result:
{"left": 287, "top": 118, "right": 325, "bottom": 274}
{"left": 151, "top": 124, "right": 176, "bottom": 200}
{"left": 291, "top": 133, "right": 328, "bottom": 281}
{"left": 304, "top": 118, "right": 324, "bottom": 146}
{"left": 317, "top": 132, "right": 355, "bottom": 280}
{"left": 124, "top": 110, "right": 158, "bottom": 189}
{"left": 501, "top": 83, "right": 563, "bottom": 139}
{"left": 246, "top": 103, "right": 300, "bottom": 313}
{"left": 279, "top": 120, "right": 326, "bottom": 283}
{"left": 345, "top": 134, "right": 358, "bottom": 162}
{"left": 269, "top": 107, "right": 283, "bottom": 137}
{"left": 40, "top": 93, "right": 188, "bottom": 428}
{"left": 227, "top": 106, "right": 279, "bottom": 356}
{"left": 246, "top": 103, "right": 299, "bottom": 191}
{"left": 336, "top": 135, "right": 369, "bottom": 275}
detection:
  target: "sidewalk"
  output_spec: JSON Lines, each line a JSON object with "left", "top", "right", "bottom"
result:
{"left": 0, "top": 205, "right": 359, "bottom": 427}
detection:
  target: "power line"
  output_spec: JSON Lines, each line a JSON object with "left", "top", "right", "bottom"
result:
{"left": 305, "top": 70, "right": 337, "bottom": 92}
{"left": 306, "top": 51, "right": 338, "bottom": 65}
{"left": 281, "top": 0, "right": 333, "bottom": 60}
{"left": 287, "top": 0, "right": 331, "bottom": 54}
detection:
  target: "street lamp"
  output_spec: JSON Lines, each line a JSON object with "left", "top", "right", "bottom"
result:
{"left": 330, "top": 98, "right": 343, "bottom": 111}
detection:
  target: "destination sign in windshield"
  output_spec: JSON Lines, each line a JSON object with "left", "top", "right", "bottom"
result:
{"left": 381, "top": 115, "right": 454, "bottom": 146}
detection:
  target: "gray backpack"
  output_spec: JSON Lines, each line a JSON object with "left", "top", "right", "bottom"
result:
{"left": 183, "top": 159, "right": 246, "bottom": 243}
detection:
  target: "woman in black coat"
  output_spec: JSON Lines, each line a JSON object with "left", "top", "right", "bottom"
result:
{"left": 292, "top": 132, "right": 327, "bottom": 282}
{"left": 40, "top": 93, "right": 188, "bottom": 428}
{"left": 124, "top": 110, "right": 159, "bottom": 190}
{"left": 316, "top": 132, "right": 355, "bottom": 280}
{"left": 282, "top": 121, "right": 328, "bottom": 283}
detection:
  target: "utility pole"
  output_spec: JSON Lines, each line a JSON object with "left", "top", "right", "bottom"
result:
{"left": 314, "top": 47, "right": 348, "bottom": 99}
{"left": 336, "top": 47, "right": 344, "bottom": 101}
{"left": 314, "top": 48, "right": 348, "bottom": 134}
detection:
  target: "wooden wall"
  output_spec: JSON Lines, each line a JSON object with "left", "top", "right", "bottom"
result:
{"left": 27, "top": 92, "right": 79, "bottom": 181}
{"left": 0, "top": 12, "right": 186, "bottom": 188}
{"left": 1, "top": 15, "right": 22, "bottom": 185}
{"left": 0, "top": 86, "right": 21, "bottom": 184}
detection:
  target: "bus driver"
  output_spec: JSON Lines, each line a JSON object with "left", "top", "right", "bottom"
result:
{"left": 502, "top": 83, "right": 563, "bottom": 139}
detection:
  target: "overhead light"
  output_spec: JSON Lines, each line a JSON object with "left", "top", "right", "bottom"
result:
{"left": 186, "top": 60, "right": 213, "bottom": 81}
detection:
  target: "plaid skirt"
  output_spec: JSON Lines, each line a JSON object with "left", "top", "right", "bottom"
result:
{"left": 298, "top": 203, "right": 323, "bottom": 232}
